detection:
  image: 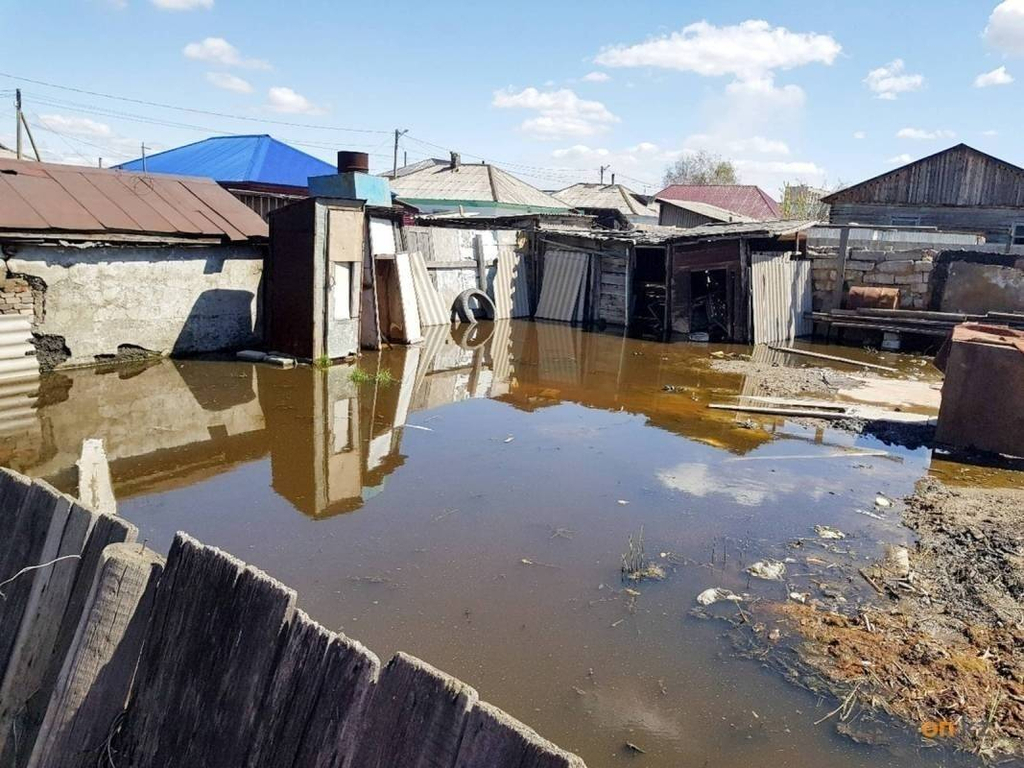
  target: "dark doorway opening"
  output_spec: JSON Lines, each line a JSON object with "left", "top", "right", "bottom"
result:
{"left": 631, "top": 247, "right": 667, "bottom": 340}
{"left": 689, "top": 269, "right": 730, "bottom": 342}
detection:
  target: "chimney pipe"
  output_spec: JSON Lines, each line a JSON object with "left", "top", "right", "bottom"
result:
{"left": 450, "top": 151, "right": 461, "bottom": 170}
{"left": 337, "top": 151, "right": 369, "bottom": 174}
{"left": 611, "top": 173, "right": 615, "bottom": 185}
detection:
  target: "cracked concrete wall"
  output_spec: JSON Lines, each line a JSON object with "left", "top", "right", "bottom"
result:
{"left": 4, "top": 244, "right": 264, "bottom": 366}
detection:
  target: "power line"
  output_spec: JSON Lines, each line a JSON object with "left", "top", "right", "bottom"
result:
{"left": 0, "top": 71, "right": 391, "bottom": 135}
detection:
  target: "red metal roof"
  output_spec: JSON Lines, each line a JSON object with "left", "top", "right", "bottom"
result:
{"left": 654, "top": 184, "right": 781, "bottom": 221}
{"left": 0, "top": 158, "right": 267, "bottom": 242}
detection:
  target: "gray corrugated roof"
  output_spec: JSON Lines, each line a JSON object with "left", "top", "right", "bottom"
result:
{"left": 554, "top": 183, "right": 658, "bottom": 217}
{"left": 388, "top": 159, "right": 570, "bottom": 210}
{"left": 656, "top": 198, "right": 756, "bottom": 223}
{"left": 538, "top": 218, "right": 817, "bottom": 245}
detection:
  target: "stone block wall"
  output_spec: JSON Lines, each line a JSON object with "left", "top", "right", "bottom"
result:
{"left": 808, "top": 244, "right": 936, "bottom": 310}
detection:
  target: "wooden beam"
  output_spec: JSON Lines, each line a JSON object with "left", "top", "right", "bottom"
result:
{"left": 767, "top": 344, "right": 898, "bottom": 372}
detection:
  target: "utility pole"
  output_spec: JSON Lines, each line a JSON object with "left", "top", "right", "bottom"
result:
{"left": 13, "top": 90, "right": 40, "bottom": 161}
{"left": 141, "top": 143, "right": 148, "bottom": 172}
{"left": 392, "top": 128, "right": 408, "bottom": 178}
{"left": 15, "top": 89, "right": 22, "bottom": 160}
{"left": 599, "top": 164, "right": 610, "bottom": 184}
{"left": 98, "top": 158, "right": 103, "bottom": 169}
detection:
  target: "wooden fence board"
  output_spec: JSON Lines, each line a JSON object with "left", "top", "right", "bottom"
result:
{"left": 116, "top": 533, "right": 296, "bottom": 767}
{"left": 351, "top": 652, "right": 478, "bottom": 768}
{"left": 29, "top": 543, "right": 164, "bottom": 768}
{"left": 455, "top": 701, "right": 586, "bottom": 768}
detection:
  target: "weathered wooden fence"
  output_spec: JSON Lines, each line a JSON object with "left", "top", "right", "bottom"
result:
{"left": 0, "top": 467, "right": 586, "bottom": 768}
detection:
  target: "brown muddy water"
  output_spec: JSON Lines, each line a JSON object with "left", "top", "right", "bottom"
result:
{"left": 0, "top": 321, "right": 1001, "bottom": 767}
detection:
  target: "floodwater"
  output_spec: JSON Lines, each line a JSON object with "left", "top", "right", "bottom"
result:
{"left": 0, "top": 321, "right": 996, "bottom": 767}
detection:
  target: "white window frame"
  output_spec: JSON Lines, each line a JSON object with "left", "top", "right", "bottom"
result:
{"left": 1012, "top": 222, "right": 1024, "bottom": 246}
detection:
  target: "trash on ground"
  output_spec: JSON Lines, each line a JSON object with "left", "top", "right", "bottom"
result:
{"left": 696, "top": 587, "right": 745, "bottom": 606}
{"left": 747, "top": 560, "right": 786, "bottom": 581}
{"left": 814, "top": 525, "right": 847, "bottom": 540}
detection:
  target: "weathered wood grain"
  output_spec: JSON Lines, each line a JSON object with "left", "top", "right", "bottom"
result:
{"left": 28, "top": 543, "right": 164, "bottom": 768}
{"left": 455, "top": 701, "right": 586, "bottom": 768}
{"left": 245, "top": 610, "right": 379, "bottom": 768}
{"left": 116, "top": 532, "right": 296, "bottom": 767}
{"left": 351, "top": 651, "right": 478, "bottom": 768}
{"left": 0, "top": 481, "right": 81, "bottom": 765}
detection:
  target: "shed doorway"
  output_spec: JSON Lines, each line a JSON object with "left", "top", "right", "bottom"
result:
{"left": 689, "top": 268, "right": 731, "bottom": 342}
{"left": 631, "top": 247, "right": 668, "bottom": 340}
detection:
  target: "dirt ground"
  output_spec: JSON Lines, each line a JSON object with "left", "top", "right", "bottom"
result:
{"left": 765, "top": 479, "right": 1024, "bottom": 759}
{"left": 709, "top": 356, "right": 861, "bottom": 398}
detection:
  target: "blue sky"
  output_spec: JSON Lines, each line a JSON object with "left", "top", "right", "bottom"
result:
{"left": 1, "top": 0, "right": 1022, "bottom": 197}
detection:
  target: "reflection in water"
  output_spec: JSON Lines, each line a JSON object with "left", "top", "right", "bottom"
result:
{"left": 0, "top": 320, "right": 784, "bottom": 518}
{"left": 0, "top": 320, "right": 985, "bottom": 768}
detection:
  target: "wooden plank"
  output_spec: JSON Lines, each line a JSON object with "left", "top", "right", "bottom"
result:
{"left": 709, "top": 403, "right": 850, "bottom": 419}
{"left": 0, "top": 484, "right": 84, "bottom": 766}
{"left": 116, "top": 533, "right": 296, "bottom": 767}
{"left": 767, "top": 345, "right": 898, "bottom": 372}
{"left": 244, "top": 610, "right": 379, "bottom": 768}
{"left": 351, "top": 652, "right": 478, "bottom": 768}
{"left": 455, "top": 701, "right": 586, "bottom": 768}
{"left": 28, "top": 544, "right": 164, "bottom": 768}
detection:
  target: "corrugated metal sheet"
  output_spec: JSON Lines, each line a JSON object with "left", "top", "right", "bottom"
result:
{"left": 0, "top": 158, "right": 267, "bottom": 241}
{"left": 535, "top": 249, "right": 589, "bottom": 322}
{"left": 0, "top": 315, "right": 38, "bottom": 387}
{"left": 554, "top": 184, "right": 658, "bottom": 217}
{"left": 408, "top": 251, "right": 449, "bottom": 327}
{"left": 750, "top": 252, "right": 812, "bottom": 344}
{"left": 654, "top": 185, "right": 781, "bottom": 220}
{"left": 493, "top": 245, "right": 530, "bottom": 319}
{"left": 114, "top": 135, "right": 335, "bottom": 188}
{"left": 808, "top": 225, "right": 984, "bottom": 246}
{"left": 389, "top": 162, "right": 570, "bottom": 211}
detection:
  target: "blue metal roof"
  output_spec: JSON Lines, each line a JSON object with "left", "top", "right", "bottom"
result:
{"left": 114, "top": 135, "right": 336, "bottom": 189}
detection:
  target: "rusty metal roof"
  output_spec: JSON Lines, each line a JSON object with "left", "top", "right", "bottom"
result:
{"left": 0, "top": 158, "right": 268, "bottom": 243}
{"left": 654, "top": 184, "right": 781, "bottom": 221}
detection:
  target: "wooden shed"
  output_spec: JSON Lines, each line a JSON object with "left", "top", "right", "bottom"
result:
{"left": 823, "top": 144, "right": 1024, "bottom": 245}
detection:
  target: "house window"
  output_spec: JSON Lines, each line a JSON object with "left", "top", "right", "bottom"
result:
{"left": 890, "top": 215, "right": 921, "bottom": 227}
{"left": 1012, "top": 223, "right": 1024, "bottom": 246}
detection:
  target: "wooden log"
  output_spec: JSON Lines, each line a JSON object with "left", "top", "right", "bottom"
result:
{"left": 244, "top": 610, "right": 379, "bottom": 768}
{"left": 455, "top": 701, "right": 586, "bottom": 768}
{"left": 767, "top": 345, "right": 898, "bottom": 372}
{"left": 28, "top": 543, "right": 164, "bottom": 768}
{"left": 75, "top": 439, "right": 116, "bottom": 517}
{"left": 116, "top": 533, "right": 296, "bottom": 767}
{"left": 351, "top": 652, "right": 478, "bottom": 768}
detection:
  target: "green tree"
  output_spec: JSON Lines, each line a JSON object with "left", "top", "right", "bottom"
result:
{"left": 662, "top": 150, "right": 738, "bottom": 187}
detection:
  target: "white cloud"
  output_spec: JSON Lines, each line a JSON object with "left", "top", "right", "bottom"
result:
{"left": 982, "top": 129, "right": 1000, "bottom": 136}
{"left": 38, "top": 114, "right": 113, "bottom": 138}
{"left": 974, "top": 65, "right": 1014, "bottom": 87}
{"left": 985, "top": 0, "right": 1024, "bottom": 55}
{"left": 152, "top": 0, "right": 212, "bottom": 9}
{"left": 733, "top": 158, "right": 827, "bottom": 189}
{"left": 492, "top": 87, "right": 619, "bottom": 140}
{"left": 896, "top": 127, "right": 956, "bottom": 140}
{"left": 206, "top": 72, "right": 253, "bottom": 94}
{"left": 888, "top": 153, "right": 914, "bottom": 164}
{"left": 853, "top": 130, "right": 866, "bottom": 139}
{"left": 551, "top": 144, "right": 611, "bottom": 159}
{"left": 865, "top": 59, "right": 924, "bottom": 100}
{"left": 266, "top": 86, "right": 324, "bottom": 115}
{"left": 594, "top": 20, "right": 841, "bottom": 80}
{"left": 183, "top": 37, "right": 270, "bottom": 69}
{"left": 581, "top": 71, "right": 610, "bottom": 83}
{"left": 685, "top": 132, "right": 790, "bottom": 155}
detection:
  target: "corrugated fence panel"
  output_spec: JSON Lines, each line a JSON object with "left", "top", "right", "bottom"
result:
{"left": 0, "top": 316, "right": 39, "bottom": 386}
{"left": 751, "top": 252, "right": 812, "bottom": 345}
{"left": 535, "top": 250, "right": 588, "bottom": 322}
{"left": 409, "top": 252, "right": 450, "bottom": 327}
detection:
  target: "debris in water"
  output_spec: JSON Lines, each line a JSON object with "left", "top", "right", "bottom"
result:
{"left": 789, "top": 592, "right": 809, "bottom": 604}
{"left": 747, "top": 560, "right": 786, "bottom": 581}
{"left": 617, "top": 499, "right": 630, "bottom": 505}
{"left": 504, "top": 435, "right": 515, "bottom": 443}
{"left": 405, "top": 424, "right": 434, "bottom": 432}
{"left": 856, "top": 508, "right": 886, "bottom": 520}
{"left": 880, "top": 544, "right": 911, "bottom": 578}
{"left": 874, "top": 495, "right": 892, "bottom": 508}
{"left": 520, "top": 558, "right": 561, "bottom": 569}
{"left": 814, "top": 525, "right": 847, "bottom": 540}
{"left": 624, "top": 741, "right": 646, "bottom": 754}
{"left": 620, "top": 526, "right": 666, "bottom": 582}
{"left": 696, "top": 587, "right": 744, "bottom": 606}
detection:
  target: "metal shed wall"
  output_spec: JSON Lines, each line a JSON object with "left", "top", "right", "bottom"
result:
{"left": 750, "top": 252, "right": 812, "bottom": 344}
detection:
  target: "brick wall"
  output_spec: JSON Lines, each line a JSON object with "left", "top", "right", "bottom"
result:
{"left": 808, "top": 245, "right": 935, "bottom": 311}
{"left": 0, "top": 277, "right": 36, "bottom": 318}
